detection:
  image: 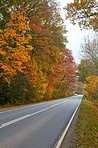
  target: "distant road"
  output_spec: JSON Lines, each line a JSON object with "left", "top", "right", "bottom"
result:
{"left": 0, "top": 95, "right": 83, "bottom": 148}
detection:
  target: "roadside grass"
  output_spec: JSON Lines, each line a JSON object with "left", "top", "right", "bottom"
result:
{"left": 76, "top": 98, "right": 98, "bottom": 148}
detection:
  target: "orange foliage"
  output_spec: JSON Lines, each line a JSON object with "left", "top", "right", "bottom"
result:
{"left": 0, "top": 11, "right": 33, "bottom": 82}
{"left": 84, "top": 76, "right": 98, "bottom": 101}
{"left": 0, "top": 2, "right": 77, "bottom": 105}
{"left": 46, "top": 47, "right": 77, "bottom": 99}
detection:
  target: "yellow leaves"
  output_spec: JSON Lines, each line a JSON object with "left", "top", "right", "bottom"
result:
{"left": 16, "top": 42, "right": 21, "bottom": 46}
{"left": 3, "top": 77, "right": 8, "bottom": 82}
{"left": 1, "top": 64, "right": 9, "bottom": 71}
{"left": 0, "top": 29, "right": 3, "bottom": 34}
{"left": 84, "top": 75, "right": 98, "bottom": 101}
{"left": 86, "top": 75, "right": 98, "bottom": 83}
{"left": 0, "top": 29, "right": 7, "bottom": 46}
{"left": 0, "top": 10, "right": 33, "bottom": 81}
{"left": 0, "top": 49, "right": 6, "bottom": 55}
{"left": 27, "top": 34, "right": 32, "bottom": 40}
{"left": 5, "top": 29, "right": 16, "bottom": 38}
{"left": 26, "top": 45, "right": 33, "bottom": 51}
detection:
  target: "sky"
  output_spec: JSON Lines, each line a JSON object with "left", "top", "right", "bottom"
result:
{"left": 56, "top": 0, "right": 94, "bottom": 64}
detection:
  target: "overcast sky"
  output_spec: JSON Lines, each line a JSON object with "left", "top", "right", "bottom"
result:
{"left": 56, "top": 0, "right": 94, "bottom": 64}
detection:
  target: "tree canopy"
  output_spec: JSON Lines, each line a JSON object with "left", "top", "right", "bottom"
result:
{"left": 0, "top": 0, "right": 77, "bottom": 106}
{"left": 77, "top": 59, "right": 98, "bottom": 83}
{"left": 65, "top": 0, "right": 98, "bottom": 31}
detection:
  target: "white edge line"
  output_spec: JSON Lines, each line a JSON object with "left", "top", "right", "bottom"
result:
{"left": 55, "top": 98, "right": 82, "bottom": 148}
{"left": 0, "top": 96, "right": 77, "bottom": 114}
{"left": 0, "top": 103, "right": 47, "bottom": 114}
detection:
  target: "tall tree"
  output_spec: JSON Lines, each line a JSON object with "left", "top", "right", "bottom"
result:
{"left": 77, "top": 59, "right": 98, "bottom": 83}
{"left": 0, "top": 10, "right": 37, "bottom": 104}
{"left": 0, "top": 0, "right": 77, "bottom": 106}
{"left": 62, "top": 48, "right": 77, "bottom": 96}
{"left": 0, "top": 11, "right": 33, "bottom": 82}
{"left": 28, "top": 0, "right": 67, "bottom": 99}
{"left": 46, "top": 47, "right": 77, "bottom": 99}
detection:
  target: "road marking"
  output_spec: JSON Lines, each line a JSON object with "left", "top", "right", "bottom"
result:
{"left": 0, "top": 102, "right": 48, "bottom": 114}
{"left": 55, "top": 98, "right": 82, "bottom": 148}
{"left": 0, "top": 98, "right": 67, "bottom": 114}
{"left": 0, "top": 100, "right": 68, "bottom": 129}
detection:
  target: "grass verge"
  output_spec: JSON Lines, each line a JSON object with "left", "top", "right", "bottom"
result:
{"left": 76, "top": 99, "right": 98, "bottom": 148}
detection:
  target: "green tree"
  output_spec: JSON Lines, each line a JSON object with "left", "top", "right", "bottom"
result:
{"left": 77, "top": 59, "right": 98, "bottom": 83}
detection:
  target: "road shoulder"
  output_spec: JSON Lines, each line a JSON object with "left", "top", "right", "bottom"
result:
{"left": 60, "top": 108, "right": 80, "bottom": 148}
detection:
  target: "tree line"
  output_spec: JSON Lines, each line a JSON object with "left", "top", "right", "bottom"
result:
{"left": 0, "top": 0, "right": 77, "bottom": 106}
{"left": 65, "top": 0, "right": 98, "bottom": 105}
{"left": 77, "top": 34, "right": 98, "bottom": 106}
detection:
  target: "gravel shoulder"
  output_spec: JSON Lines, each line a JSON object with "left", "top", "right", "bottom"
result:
{"left": 60, "top": 108, "right": 80, "bottom": 148}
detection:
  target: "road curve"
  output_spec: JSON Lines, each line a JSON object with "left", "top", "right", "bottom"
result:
{"left": 0, "top": 95, "right": 83, "bottom": 148}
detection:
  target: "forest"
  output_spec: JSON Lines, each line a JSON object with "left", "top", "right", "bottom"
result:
{"left": 0, "top": 0, "right": 77, "bottom": 106}
{"left": 66, "top": 0, "right": 98, "bottom": 106}
{"left": 1, "top": 0, "right": 97, "bottom": 107}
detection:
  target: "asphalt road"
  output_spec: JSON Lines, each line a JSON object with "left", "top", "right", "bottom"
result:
{"left": 0, "top": 95, "right": 83, "bottom": 148}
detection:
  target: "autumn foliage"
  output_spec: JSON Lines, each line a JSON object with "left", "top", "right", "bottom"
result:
{"left": 0, "top": 11, "right": 33, "bottom": 79}
{"left": 65, "top": 0, "right": 98, "bottom": 31}
{"left": 84, "top": 76, "right": 98, "bottom": 104}
{"left": 78, "top": 59, "right": 98, "bottom": 106}
{"left": 0, "top": 0, "right": 77, "bottom": 106}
